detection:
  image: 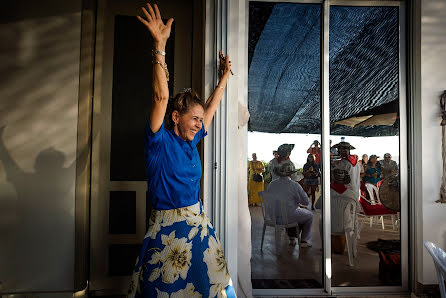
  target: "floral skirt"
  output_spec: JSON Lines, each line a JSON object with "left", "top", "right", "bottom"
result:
{"left": 127, "top": 202, "right": 236, "bottom": 298}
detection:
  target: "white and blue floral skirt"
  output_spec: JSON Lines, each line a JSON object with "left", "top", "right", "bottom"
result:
{"left": 127, "top": 202, "right": 236, "bottom": 298}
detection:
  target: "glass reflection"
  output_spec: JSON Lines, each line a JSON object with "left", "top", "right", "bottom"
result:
{"left": 329, "top": 6, "right": 401, "bottom": 287}
{"left": 248, "top": 1, "right": 323, "bottom": 290}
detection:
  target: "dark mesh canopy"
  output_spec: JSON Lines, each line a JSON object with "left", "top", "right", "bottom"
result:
{"left": 248, "top": 3, "right": 399, "bottom": 137}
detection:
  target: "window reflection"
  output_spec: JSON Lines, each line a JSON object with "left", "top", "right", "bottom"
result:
{"left": 248, "top": 2, "right": 402, "bottom": 290}
{"left": 248, "top": 1, "right": 323, "bottom": 290}
{"left": 329, "top": 6, "right": 401, "bottom": 287}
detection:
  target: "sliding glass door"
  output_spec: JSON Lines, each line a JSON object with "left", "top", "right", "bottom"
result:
{"left": 247, "top": 0, "right": 407, "bottom": 295}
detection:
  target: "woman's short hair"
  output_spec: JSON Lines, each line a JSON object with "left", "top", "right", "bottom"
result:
{"left": 165, "top": 89, "right": 205, "bottom": 130}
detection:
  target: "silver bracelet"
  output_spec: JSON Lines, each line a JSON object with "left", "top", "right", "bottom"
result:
{"left": 152, "top": 49, "right": 166, "bottom": 56}
{"left": 217, "top": 86, "right": 224, "bottom": 90}
{"left": 153, "top": 60, "right": 169, "bottom": 82}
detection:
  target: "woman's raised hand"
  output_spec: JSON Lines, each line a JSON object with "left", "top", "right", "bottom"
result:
{"left": 137, "top": 4, "right": 173, "bottom": 45}
{"left": 218, "top": 50, "right": 233, "bottom": 78}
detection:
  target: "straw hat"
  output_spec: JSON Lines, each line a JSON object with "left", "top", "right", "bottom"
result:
{"left": 273, "top": 162, "right": 297, "bottom": 177}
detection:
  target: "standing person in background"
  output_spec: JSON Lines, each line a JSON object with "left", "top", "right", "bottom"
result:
{"left": 271, "top": 150, "right": 279, "bottom": 162}
{"left": 129, "top": 4, "right": 236, "bottom": 297}
{"left": 302, "top": 154, "right": 320, "bottom": 210}
{"left": 248, "top": 153, "right": 265, "bottom": 206}
{"left": 331, "top": 142, "right": 361, "bottom": 196}
{"left": 307, "top": 140, "right": 321, "bottom": 165}
{"left": 268, "top": 150, "right": 279, "bottom": 181}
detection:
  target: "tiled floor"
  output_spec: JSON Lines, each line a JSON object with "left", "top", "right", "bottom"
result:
{"left": 250, "top": 204, "right": 401, "bottom": 288}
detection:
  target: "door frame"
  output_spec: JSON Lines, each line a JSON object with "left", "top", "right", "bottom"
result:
{"left": 210, "top": 0, "right": 410, "bottom": 295}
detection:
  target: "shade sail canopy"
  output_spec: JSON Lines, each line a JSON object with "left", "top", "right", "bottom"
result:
{"left": 248, "top": 3, "right": 399, "bottom": 137}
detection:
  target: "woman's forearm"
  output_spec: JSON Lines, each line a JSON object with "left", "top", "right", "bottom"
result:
{"left": 203, "top": 71, "right": 230, "bottom": 131}
{"left": 150, "top": 41, "right": 169, "bottom": 133}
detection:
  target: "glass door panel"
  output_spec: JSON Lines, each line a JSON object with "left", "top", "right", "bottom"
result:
{"left": 328, "top": 5, "right": 403, "bottom": 287}
{"left": 248, "top": 1, "right": 324, "bottom": 290}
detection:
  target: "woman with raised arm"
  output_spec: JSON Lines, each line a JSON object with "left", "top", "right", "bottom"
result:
{"left": 128, "top": 3, "right": 236, "bottom": 298}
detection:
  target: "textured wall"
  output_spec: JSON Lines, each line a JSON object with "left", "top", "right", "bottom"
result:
{"left": 420, "top": 0, "right": 446, "bottom": 285}
{"left": 0, "top": 1, "right": 81, "bottom": 292}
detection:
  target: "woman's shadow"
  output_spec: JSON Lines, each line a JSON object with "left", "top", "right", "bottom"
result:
{"left": 0, "top": 125, "right": 88, "bottom": 289}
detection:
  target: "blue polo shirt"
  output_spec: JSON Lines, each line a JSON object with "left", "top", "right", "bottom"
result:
{"left": 145, "top": 121, "right": 207, "bottom": 210}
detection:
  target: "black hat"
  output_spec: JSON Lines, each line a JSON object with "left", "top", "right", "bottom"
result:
{"left": 332, "top": 141, "right": 355, "bottom": 150}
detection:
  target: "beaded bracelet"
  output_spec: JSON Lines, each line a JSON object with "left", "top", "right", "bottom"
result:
{"left": 153, "top": 60, "right": 169, "bottom": 82}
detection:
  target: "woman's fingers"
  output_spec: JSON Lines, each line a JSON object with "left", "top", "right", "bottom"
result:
{"left": 166, "top": 18, "right": 174, "bottom": 29}
{"left": 154, "top": 4, "right": 162, "bottom": 19}
{"left": 217, "top": 51, "right": 234, "bottom": 75}
{"left": 141, "top": 6, "right": 152, "bottom": 22}
{"left": 136, "top": 15, "right": 150, "bottom": 27}
{"left": 146, "top": 3, "right": 157, "bottom": 20}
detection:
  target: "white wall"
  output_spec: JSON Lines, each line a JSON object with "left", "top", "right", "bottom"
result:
{"left": 0, "top": 1, "right": 81, "bottom": 293}
{"left": 420, "top": 0, "right": 446, "bottom": 285}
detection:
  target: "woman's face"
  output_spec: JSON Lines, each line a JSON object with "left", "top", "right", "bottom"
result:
{"left": 308, "top": 155, "right": 314, "bottom": 162}
{"left": 173, "top": 104, "right": 204, "bottom": 141}
{"left": 362, "top": 154, "right": 368, "bottom": 162}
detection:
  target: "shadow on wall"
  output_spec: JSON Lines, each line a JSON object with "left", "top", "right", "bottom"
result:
{"left": 0, "top": 125, "right": 87, "bottom": 291}
{"left": 0, "top": 0, "right": 82, "bottom": 292}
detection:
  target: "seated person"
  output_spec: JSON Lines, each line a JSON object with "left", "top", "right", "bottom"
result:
{"left": 381, "top": 153, "right": 398, "bottom": 180}
{"left": 267, "top": 162, "right": 313, "bottom": 247}
{"left": 363, "top": 154, "right": 381, "bottom": 185}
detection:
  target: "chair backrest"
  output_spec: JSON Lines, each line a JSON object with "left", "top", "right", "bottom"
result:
{"left": 331, "top": 191, "right": 357, "bottom": 234}
{"left": 259, "top": 191, "right": 290, "bottom": 227}
{"left": 365, "top": 183, "right": 382, "bottom": 205}
{"left": 424, "top": 241, "right": 446, "bottom": 281}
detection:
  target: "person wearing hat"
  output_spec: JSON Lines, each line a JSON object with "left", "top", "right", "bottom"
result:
{"left": 331, "top": 141, "right": 361, "bottom": 196}
{"left": 267, "top": 162, "right": 314, "bottom": 247}
{"left": 363, "top": 154, "right": 382, "bottom": 185}
{"left": 270, "top": 144, "right": 299, "bottom": 182}
{"left": 307, "top": 140, "right": 321, "bottom": 165}
{"left": 381, "top": 153, "right": 398, "bottom": 180}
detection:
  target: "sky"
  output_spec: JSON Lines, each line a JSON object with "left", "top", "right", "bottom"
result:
{"left": 247, "top": 131, "right": 400, "bottom": 169}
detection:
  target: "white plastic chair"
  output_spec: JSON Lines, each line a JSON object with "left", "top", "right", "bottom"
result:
{"left": 331, "top": 190, "right": 358, "bottom": 267}
{"left": 258, "top": 191, "right": 301, "bottom": 255}
{"left": 359, "top": 183, "right": 396, "bottom": 230}
{"left": 424, "top": 241, "right": 446, "bottom": 298}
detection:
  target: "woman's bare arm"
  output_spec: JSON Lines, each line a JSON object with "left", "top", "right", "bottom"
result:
{"left": 203, "top": 51, "right": 232, "bottom": 131}
{"left": 137, "top": 3, "right": 173, "bottom": 133}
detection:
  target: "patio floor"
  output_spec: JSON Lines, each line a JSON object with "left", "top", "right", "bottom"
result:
{"left": 250, "top": 204, "right": 401, "bottom": 288}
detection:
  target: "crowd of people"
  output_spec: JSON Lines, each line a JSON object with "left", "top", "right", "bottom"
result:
{"left": 248, "top": 140, "right": 400, "bottom": 248}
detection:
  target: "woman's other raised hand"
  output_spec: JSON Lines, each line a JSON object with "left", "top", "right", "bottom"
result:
{"left": 218, "top": 50, "right": 233, "bottom": 79}
{"left": 137, "top": 3, "right": 173, "bottom": 46}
